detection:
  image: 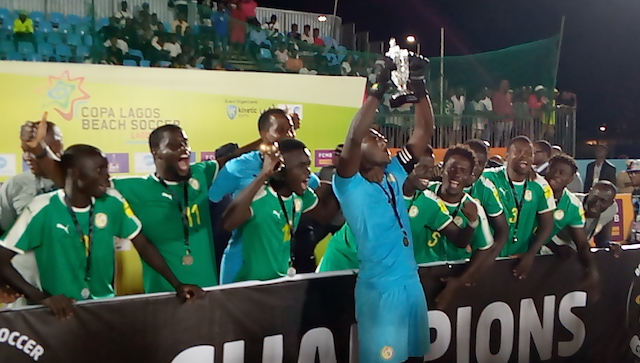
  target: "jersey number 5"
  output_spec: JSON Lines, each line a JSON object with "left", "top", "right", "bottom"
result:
{"left": 428, "top": 231, "right": 441, "bottom": 247}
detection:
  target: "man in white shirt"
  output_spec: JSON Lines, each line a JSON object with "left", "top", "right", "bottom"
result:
{"left": 450, "top": 87, "right": 465, "bottom": 143}
{"left": 103, "top": 36, "right": 129, "bottom": 54}
{"left": 172, "top": 13, "right": 189, "bottom": 35}
{"left": 114, "top": 1, "right": 134, "bottom": 27}
{"left": 301, "top": 24, "right": 313, "bottom": 43}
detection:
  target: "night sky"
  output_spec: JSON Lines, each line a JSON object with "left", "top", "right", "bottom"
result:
{"left": 259, "top": 0, "right": 640, "bottom": 157}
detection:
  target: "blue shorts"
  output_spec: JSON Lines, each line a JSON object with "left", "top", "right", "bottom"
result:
{"left": 219, "top": 242, "right": 243, "bottom": 284}
{"left": 355, "top": 278, "right": 430, "bottom": 363}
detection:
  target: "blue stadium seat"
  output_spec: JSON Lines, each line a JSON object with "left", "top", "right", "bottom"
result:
{"left": 0, "top": 8, "right": 12, "bottom": 21}
{"left": 128, "top": 48, "right": 143, "bottom": 60}
{"left": 26, "top": 53, "right": 41, "bottom": 62}
{"left": 38, "top": 21, "right": 53, "bottom": 34}
{"left": 44, "top": 54, "right": 59, "bottom": 62}
{"left": 57, "top": 22, "right": 73, "bottom": 34}
{"left": 38, "top": 42, "right": 54, "bottom": 57}
{"left": 2, "top": 22, "right": 13, "bottom": 32}
{"left": 47, "top": 32, "right": 63, "bottom": 45}
{"left": 34, "top": 32, "right": 46, "bottom": 43}
{"left": 76, "top": 23, "right": 90, "bottom": 36}
{"left": 123, "top": 59, "right": 137, "bottom": 66}
{"left": 55, "top": 44, "right": 72, "bottom": 58}
{"left": 7, "top": 52, "right": 22, "bottom": 61}
{"left": 258, "top": 48, "right": 273, "bottom": 59}
{"left": 196, "top": 63, "right": 204, "bottom": 69}
{"left": 17, "top": 42, "right": 35, "bottom": 55}
{"left": 67, "top": 14, "right": 81, "bottom": 26}
{"left": 66, "top": 34, "right": 82, "bottom": 47}
{"left": 84, "top": 34, "right": 93, "bottom": 47}
{"left": 98, "top": 17, "right": 109, "bottom": 28}
{"left": 0, "top": 41, "right": 14, "bottom": 54}
{"left": 160, "top": 61, "right": 171, "bottom": 67}
{"left": 140, "top": 60, "right": 150, "bottom": 67}
{"left": 48, "top": 12, "right": 65, "bottom": 25}
{"left": 30, "top": 11, "right": 46, "bottom": 24}
{"left": 75, "top": 45, "right": 89, "bottom": 58}
{"left": 81, "top": 16, "right": 91, "bottom": 24}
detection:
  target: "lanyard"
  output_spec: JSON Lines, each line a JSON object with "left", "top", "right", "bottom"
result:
{"left": 277, "top": 193, "right": 296, "bottom": 267}
{"left": 582, "top": 199, "right": 600, "bottom": 240}
{"left": 376, "top": 175, "right": 410, "bottom": 247}
{"left": 64, "top": 195, "right": 94, "bottom": 282}
{"left": 437, "top": 185, "right": 465, "bottom": 260}
{"left": 507, "top": 177, "right": 527, "bottom": 244}
{"left": 157, "top": 176, "right": 190, "bottom": 255}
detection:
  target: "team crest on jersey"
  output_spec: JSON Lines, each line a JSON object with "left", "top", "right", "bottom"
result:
{"left": 409, "top": 205, "right": 419, "bottom": 217}
{"left": 524, "top": 190, "right": 533, "bottom": 202}
{"left": 554, "top": 210, "right": 565, "bottom": 221}
{"left": 294, "top": 198, "right": 303, "bottom": 211}
{"left": 387, "top": 173, "right": 396, "bottom": 183}
{"left": 94, "top": 213, "right": 108, "bottom": 228}
{"left": 189, "top": 178, "right": 200, "bottom": 191}
{"left": 381, "top": 346, "right": 394, "bottom": 360}
{"left": 454, "top": 216, "right": 464, "bottom": 226}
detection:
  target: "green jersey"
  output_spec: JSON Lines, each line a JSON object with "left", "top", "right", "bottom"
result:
{"left": 415, "top": 183, "right": 493, "bottom": 263}
{"left": 0, "top": 189, "right": 141, "bottom": 301}
{"left": 464, "top": 176, "right": 504, "bottom": 218}
{"left": 317, "top": 223, "right": 359, "bottom": 272}
{"left": 405, "top": 189, "right": 454, "bottom": 264}
{"left": 235, "top": 185, "right": 318, "bottom": 281}
{"left": 112, "top": 161, "right": 219, "bottom": 293}
{"left": 482, "top": 167, "right": 556, "bottom": 256}
{"left": 547, "top": 188, "right": 585, "bottom": 243}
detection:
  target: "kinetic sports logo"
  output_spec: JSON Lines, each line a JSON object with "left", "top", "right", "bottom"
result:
{"left": 224, "top": 99, "right": 259, "bottom": 120}
{"left": 42, "top": 71, "right": 90, "bottom": 121}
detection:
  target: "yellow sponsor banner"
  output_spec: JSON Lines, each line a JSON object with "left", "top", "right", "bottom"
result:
{"left": 0, "top": 61, "right": 366, "bottom": 180}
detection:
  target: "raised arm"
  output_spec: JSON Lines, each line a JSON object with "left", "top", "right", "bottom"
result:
{"left": 440, "top": 200, "right": 479, "bottom": 248}
{"left": 20, "top": 114, "right": 65, "bottom": 188}
{"left": 405, "top": 56, "right": 434, "bottom": 158}
{"left": 222, "top": 152, "right": 281, "bottom": 231}
{"left": 336, "top": 59, "right": 394, "bottom": 178}
{"left": 216, "top": 138, "right": 262, "bottom": 169}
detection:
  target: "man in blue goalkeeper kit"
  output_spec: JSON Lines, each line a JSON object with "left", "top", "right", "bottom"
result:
{"left": 208, "top": 109, "right": 322, "bottom": 283}
{"left": 333, "top": 55, "right": 438, "bottom": 363}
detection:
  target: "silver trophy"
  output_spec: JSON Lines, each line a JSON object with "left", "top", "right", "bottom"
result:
{"left": 385, "top": 38, "right": 419, "bottom": 108}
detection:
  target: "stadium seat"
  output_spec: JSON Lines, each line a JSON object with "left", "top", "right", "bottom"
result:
{"left": 2, "top": 22, "right": 13, "bottom": 32}
{"left": 140, "top": 60, "right": 150, "bottom": 67}
{"left": 128, "top": 48, "right": 143, "bottom": 60}
{"left": 7, "top": 51, "right": 22, "bottom": 61}
{"left": 30, "top": 11, "right": 45, "bottom": 24}
{"left": 258, "top": 48, "right": 273, "bottom": 59}
{"left": 196, "top": 63, "right": 204, "bottom": 69}
{"left": 81, "top": 16, "right": 91, "bottom": 24}
{"left": 67, "top": 34, "right": 82, "bottom": 47}
{"left": 48, "top": 12, "right": 65, "bottom": 26}
{"left": 0, "top": 41, "right": 14, "bottom": 54}
{"left": 159, "top": 61, "right": 171, "bottom": 67}
{"left": 75, "top": 45, "right": 89, "bottom": 58}
{"left": 44, "top": 54, "right": 59, "bottom": 62}
{"left": 0, "top": 8, "right": 12, "bottom": 21}
{"left": 84, "top": 34, "right": 93, "bottom": 47}
{"left": 17, "top": 42, "right": 35, "bottom": 55}
{"left": 34, "top": 32, "right": 46, "bottom": 43}
{"left": 38, "top": 42, "right": 54, "bottom": 57}
{"left": 67, "top": 14, "right": 81, "bottom": 26}
{"left": 58, "top": 22, "right": 73, "bottom": 34}
{"left": 38, "top": 21, "right": 53, "bottom": 34}
{"left": 76, "top": 23, "right": 90, "bottom": 36}
{"left": 55, "top": 44, "right": 72, "bottom": 59}
{"left": 26, "top": 53, "right": 42, "bottom": 62}
{"left": 98, "top": 17, "right": 110, "bottom": 28}
{"left": 123, "top": 59, "right": 137, "bottom": 66}
{"left": 47, "top": 32, "right": 63, "bottom": 45}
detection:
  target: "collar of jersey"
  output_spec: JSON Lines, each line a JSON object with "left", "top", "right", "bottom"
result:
{"left": 55, "top": 189, "right": 96, "bottom": 212}
{"left": 502, "top": 166, "right": 526, "bottom": 186}
{"left": 267, "top": 185, "right": 292, "bottom": 200}
{"left": 151, "top": 174, "right": 180, "bottom": 185}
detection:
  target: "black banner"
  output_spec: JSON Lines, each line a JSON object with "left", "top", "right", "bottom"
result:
{"left": 1, "top": 249, "right": 640, "bottom": 362}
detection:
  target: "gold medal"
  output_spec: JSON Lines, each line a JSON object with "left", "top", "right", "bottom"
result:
{"left": 182, "top": 254, "right": 194, "bottom": 266}
{"left": 287, "top": 267, "right": 296, "bottom": 277}
{"left": 81, "top": 288, "right": 90, "bottom": 299}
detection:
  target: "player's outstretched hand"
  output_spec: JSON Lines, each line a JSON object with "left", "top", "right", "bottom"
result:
{"left": 176, "top": 284, "right": 205, "bottom": 303}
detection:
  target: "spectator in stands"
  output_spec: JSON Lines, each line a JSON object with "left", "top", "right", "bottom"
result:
{"left": 163, "top": 33, "right": 183, "bottom": 59}
{"left": 137, "top": 2, "right": 152, "bottom": 23}
{"left": 241, "top": 0, "right": 259, "bottom": 27}
{"left": 584, "top": 144, "right": 616, "bottom": 193}
{"left": 274, "top": 42, "right": 290, "bottom": 65}
{"left": 170, "top": 0, "right": 189, "bottom": 19}
{"left": 528, "top": 85, "right": 546, "bottom": 139}
{"left": 312, "top": 28, "right": 325, "bottom": 46}
{"left": 492, "top": 80, "right": 513, "bottom": 147}
{"left": 476, "top": 87, "right": 493, "bottom": 140}
{"left": 341, "top": 55, "right": 354, "bottom": 76}
{"left": 248, "top": 27, "right": 269, "bottom": 60}
{"left": 115, "top": 1, "right": 134, "bottom": 27}
{"left": 104, "top": 35, "right": 132, "bottom": 57}
{"left": 617, "top": 160, "right": 635, "bottom": 194}
{"left": 542, "top": 88, "right": 558, "bottom": 142}
{"left": 262, "top": 14, "right": 280, "bottom": 37}
{"left": 229, "top": 2, "right": 247, "bottom": 57}
{"left": 301, "top": 25, "right": 313, "bottom": 43}
{"left": 181, "top": 26, "right": 198, "bottom": 50}
{"left": 13, "top": 11, "right": 37, "bottom": 53}
{"left": 172, "top": 13, "right": 188, "bottom": 36}
{"left": 513, "top": 87, "right": 532, "bottom": 138}
{"left": 170, "top": 53, "right": 188, "bottom": 68}
{"left": 450, "top": 87, "right": 465, "bottom": 145}
{"left": 211, "top": 5, "right": 230, "bottom": 53}
{"left": 149, "top": 13, "right": 164, "bottom": 32}
{"left": 533, "top": 140, "right": 552, "bottom": 176}
{"left": 98, "top": 17, "right": 120, "bottom": 42}
{"left": 105, "top": 38, "right": 125, "bottom": 65}
{"left": 287, "top": 23, "right": 301, "bottom": 40}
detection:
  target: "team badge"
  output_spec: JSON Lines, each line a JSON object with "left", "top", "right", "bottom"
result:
{"left": 387, "top": 174, "right": 396, "bottom": 183}
{"left": 409, "top": 205, "right": 419, "bottom": 217}
{"left": 381, "top": 346, "right": 394, "bottom": 360}
{"left": 94, "top": 213, "right": 108, "bottom": 228}
{"left": 554, "top": 210, "right": 565, "bottom": 221}
{"left": 454, "top": 216, "right": 464, "bottom": 226}
{"left": 294, "top": 198, "right": 303, "bottom": 211}
{"left": 524, "top": 190, "right": 533, "bottom": 202}
{"left": 189, "top": 178, "right": 200, "bottom": 191}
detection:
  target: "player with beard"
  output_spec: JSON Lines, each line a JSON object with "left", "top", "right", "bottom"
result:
{"left": 222, "top": 139, "right": 329, "bottom": 281}
{"left": 333, "top": 54, "right": 434, "bottom": 363}
{"left": 539, "top": 155, "right": 600, "bottom": 296}
{"left": 0, "top": 145, "right": 202, "bottom": 318}
{"left": 20, "top": 121, "right": 254, "bottom": 293}
{"left": 209, "top": 108, "right": 325, "bottom": 284}
{"left": 482, "top": 136, "right": 556, "bottom": 279}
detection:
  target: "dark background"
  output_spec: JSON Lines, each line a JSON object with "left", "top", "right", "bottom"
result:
{"left": 259, "top": 0, "right": 640, "bottom": 158}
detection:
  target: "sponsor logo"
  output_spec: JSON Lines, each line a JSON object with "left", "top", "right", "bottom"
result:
{"left": 55, "top": 223, "right": 70, "bottom": 234}
{"left": 0, "top": 328, "right": 45, "bottom": 361}
{"left": 226, "top": 105, "right": 238, "bottom": 120}
{"left": 42, "top": 70, "right": 90, "bottom": 121}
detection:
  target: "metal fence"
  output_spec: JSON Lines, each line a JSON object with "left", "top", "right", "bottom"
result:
{"left": 376, "top": 106, "right": 577, "bottom": 153}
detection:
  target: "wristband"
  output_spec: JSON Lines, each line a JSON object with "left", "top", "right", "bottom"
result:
{"left": 468, "top": 219, "right": 479, "bottom": 229}
{"left": 409, "top": 80, "right": 428, "bottom": 98}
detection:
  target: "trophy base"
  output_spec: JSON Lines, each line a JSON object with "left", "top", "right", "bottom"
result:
{"left": 390, "top": 93, "right": 419, "bottom": 108}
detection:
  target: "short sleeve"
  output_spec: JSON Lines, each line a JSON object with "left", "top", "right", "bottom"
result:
{"left": 386, "top": 157, "right": 409, "bottom": 187}
{"left": 308, "top": 173, "right": 320, "bottom": 190}
{"left": 568, "top": 203, "right": 586, "bottom": 229}
{"left": 106, "top": 189, "right": 142, "bottom": 240}
{"left": 209, "top": 160, "right": 239, "bottom": 202}
{"left": 536, "top": 178, "right": 556, "bottom": 214}
{"left": 301, "top": 188, "right": 318, "bottom": 213}
{"left": 0, "top": 201, "right": 46, "bottom": 254}
{"left": 332, "top": 173, "right": 357, "bottom": 201}
{"left": 472, "top": 200, "right": 494, "bottom": 250}
{"left": 416, "top": 191, "right": 453, "bottom": 232}
{"left": 481, "top": 178, "right": 504, "bottom": 217}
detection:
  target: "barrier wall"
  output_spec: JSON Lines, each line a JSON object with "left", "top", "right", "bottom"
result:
{"left": 0, "top": 61, "right": 367, "bottom": 181}
{"left": 1, "top": 249, "right": 640, "bottom": 362}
